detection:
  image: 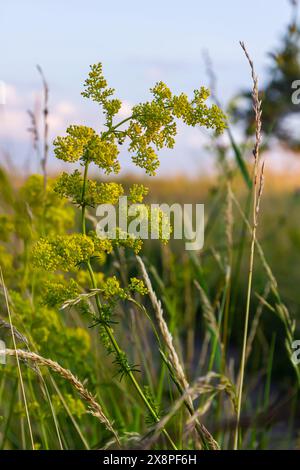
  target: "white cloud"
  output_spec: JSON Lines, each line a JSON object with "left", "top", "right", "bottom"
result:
{"left": 145, "top": 65, "right": 164, "bottom": 81}
{"left": 118, "top": 100, "right": 132, "bottom": 119}
{"left": 185, "top": 128, "right": 207, "bottom": 150}
{"left": 55, "top": 100, "right": 77, "bottom": 116}
{"left": 4, "top": 83, "right": 25, "bottom": 107}
{"left": 48, "top": 100, "right": 78, "bottom": 135}
{"left": 0, "top": 84, "right": 79, "bottom": 143}
{"left": 0, "top": 107, "right": 28, "bottom": 141}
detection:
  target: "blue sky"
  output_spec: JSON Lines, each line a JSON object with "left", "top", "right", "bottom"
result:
{"left": 0, "top": 0, "right": 294, "bottom": 175}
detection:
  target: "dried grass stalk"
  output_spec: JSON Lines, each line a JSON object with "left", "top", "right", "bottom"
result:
{"left": 234, "top": 42, "right": 265, "bottom": 450}
{"left": 137, "top": 256, "right": 188, "bottom": 391}
{"left": 6, "top": 348, "right": 119, "bottom": 445}
{"left": 137, "top": 256, "right": 219, "bottom": 450}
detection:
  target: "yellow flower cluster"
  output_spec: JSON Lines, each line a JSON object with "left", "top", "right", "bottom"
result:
{"left": 98, "top": 275, "right": 148, "bottom": 302}
{"left": 0, "top": 215, "right": 14, "bottom": 242}
{"left": 51, "top": 394, "right": 86, "bottom": 419}
{"left": 53, "top": 125, "right": 95, "bottom": 162}
{"left": 53, "top": 126, "right": 120, "bottom": 174}
{"left": 81, "top": 63, "right": 122, "bottom": 126}
{"left": 10, "top": 290, "right": 91, "bottom": 359}
{"left": 54, "top": 170, "right": 124, "bottom": 207}
{"left": 99, "top": 276, "right": 128, "bottom": 301}
{"left": 15, "top": 175, "right": 74, "bottom": 240}
{"left": 128, "top": 277, "right": 148, "bottom": 295}
{"left": 128, "top": 184, "right": 149, "bottom": 203}
{"left": 43, "top": 278, "right": 79, "bottom": 307}
{"left": 126, "top": 82, "right": 226, "bottom": 175}
{"left": 32, "top": 234, "right": 94, "bottom": 271}
{"left": 53, "top": 63, "right": 226, "bottom": 176}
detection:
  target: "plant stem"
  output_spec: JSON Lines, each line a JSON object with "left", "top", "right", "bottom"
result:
{"left": 234, "top": 42, "right": 263, "bottom": 449}
{"left": 80, "top": 161, "right": 177, "bottom": 450}
{"left": 233, "top": 198, "right": 256, "bottom": 450}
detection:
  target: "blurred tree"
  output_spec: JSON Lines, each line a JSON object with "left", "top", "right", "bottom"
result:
{"left": 232, "top": 0, "right": 300, "bottom": 151}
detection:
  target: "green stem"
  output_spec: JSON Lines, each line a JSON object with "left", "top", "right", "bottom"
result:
{"left": 234, "top": 163, "right": 259, "bottom": 450}
{"left": 80, "top": 161, "right": 177, "bottom": 450}
{"left": 102, "top": 115, "right": 134, "bottom": 139}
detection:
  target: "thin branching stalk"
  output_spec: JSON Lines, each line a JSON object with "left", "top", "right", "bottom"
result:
{"left": 37, "top": 65, "right": 49, "bottom": 192}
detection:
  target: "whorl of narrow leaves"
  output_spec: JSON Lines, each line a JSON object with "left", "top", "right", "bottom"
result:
{"left": 81, "top": 63, "right": 122, "bottom": 125}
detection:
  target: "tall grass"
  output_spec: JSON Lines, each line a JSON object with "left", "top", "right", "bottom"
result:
{"left": 234, "top": 42, "right": 264, "bottom": 449}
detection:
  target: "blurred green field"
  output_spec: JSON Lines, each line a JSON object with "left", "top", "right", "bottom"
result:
{"left": 1, "top": 163, "right": 299, "bottom": 450}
